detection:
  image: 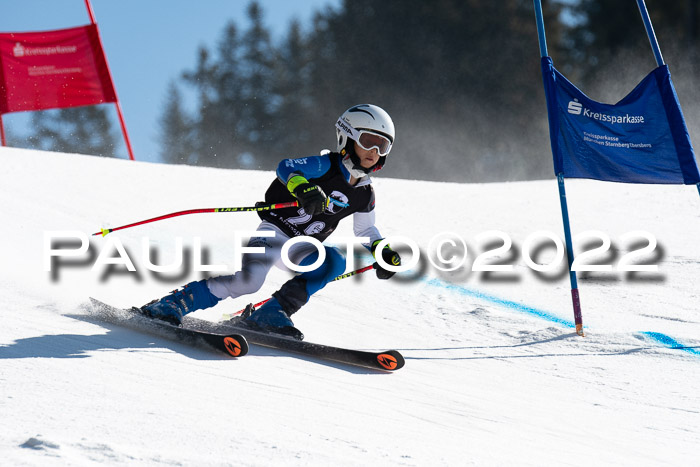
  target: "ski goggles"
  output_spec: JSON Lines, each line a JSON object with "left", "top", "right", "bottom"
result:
{"left": 336, "top": 119, "right": 393, "bottom": 156}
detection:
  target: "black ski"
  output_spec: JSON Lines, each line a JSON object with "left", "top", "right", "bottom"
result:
{"left": 88, "top": 298, "right": 249, "bottom": 358}
{"left": 229, "top": 325, "right": 404, "bottom": 371}
{"left": 183, "top": 316, "right": 405, "bottom": 371}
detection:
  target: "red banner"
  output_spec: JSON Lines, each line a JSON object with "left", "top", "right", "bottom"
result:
{"left": 0, "top": 24, "right": 116, "bottom": 114}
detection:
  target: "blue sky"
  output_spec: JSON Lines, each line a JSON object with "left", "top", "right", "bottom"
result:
{"left": 0, "top": 0, "right": 340, "bottom": 162}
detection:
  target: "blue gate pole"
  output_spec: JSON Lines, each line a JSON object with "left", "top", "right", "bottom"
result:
{"left": 533, "top": 0, "right": 548, "bottom": 58}
{"left": 557, "top": 174, "right": 584, "bottom": 336}
{"left": 636, "top": 0, "right": 665, "bottom": 66}
{"left": 534, "top": 0, "right": 584, "bottom": 336}
{"left": 637, "top": 0, "right": 700, "bottom": 198}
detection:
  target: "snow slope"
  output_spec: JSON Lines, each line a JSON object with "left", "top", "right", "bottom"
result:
{"left": 1, "top": 146, "right": 699, "bottom": 466}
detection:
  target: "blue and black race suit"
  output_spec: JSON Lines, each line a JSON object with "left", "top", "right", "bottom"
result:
{"left": 258, "top": 151, "right": 381, "bottom": 243}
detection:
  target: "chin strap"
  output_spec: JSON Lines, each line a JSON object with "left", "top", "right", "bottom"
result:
{"left": 341, "top": 147, "right": 384, "bottom": 176}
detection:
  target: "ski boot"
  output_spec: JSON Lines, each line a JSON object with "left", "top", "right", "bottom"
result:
{"left": 233, "top": 298, "right": 304, "bottom": 340}
{"left": 140, "top": 280, "right": 220, "bottom": 325}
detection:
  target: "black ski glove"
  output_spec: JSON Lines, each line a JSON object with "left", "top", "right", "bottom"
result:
{"left": 288, "top": 175, "right": 329, "bottom": 216}
{"left": 372, "top": 240, "right": 401, "bottom": 280}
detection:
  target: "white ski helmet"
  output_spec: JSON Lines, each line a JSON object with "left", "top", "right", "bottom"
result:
{"left": 335, "top": 104, "right": 395, "bottom": 178}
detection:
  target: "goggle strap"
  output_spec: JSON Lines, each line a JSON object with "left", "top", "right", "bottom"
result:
{"left": 336, "top": 118, "right": 360, "bottom": 141}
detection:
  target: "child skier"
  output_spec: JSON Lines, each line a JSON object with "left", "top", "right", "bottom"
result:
{"left": 141, "top": 104, "right": 401, "bottom": 339}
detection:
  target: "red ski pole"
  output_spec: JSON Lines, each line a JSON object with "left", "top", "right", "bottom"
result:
{"left": 92, "top": 201, "right": 299, "bottom": 237}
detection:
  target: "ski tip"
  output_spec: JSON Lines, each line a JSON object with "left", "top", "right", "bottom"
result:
{"left": 376, "top": 350, "right": 405, "bottom": 371}
{"left": 88, "top": 297, "right": 106, "bottom": 309}
{"left": 223, "top": 335, "right": 249, "bottom": 357}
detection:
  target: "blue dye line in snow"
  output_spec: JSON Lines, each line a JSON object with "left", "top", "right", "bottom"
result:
{"left": 423, "top": 277, "right": 575, "bottom": 328}
{"left": 424, "top": 277, "right": 699, "bottom": 357}
{"left": 639, "top": 332, "right": 700, "bottom": 356}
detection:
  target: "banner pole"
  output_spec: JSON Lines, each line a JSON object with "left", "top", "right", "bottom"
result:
{"left": 636, "top": 0, "right": 665, "bottom": 66}
{"left": 557, "top": 173, "right": 584, "bottom": 336}
{"left": 113, "top": 101, "right": 136, "bottom": 161}
{"left": 638, "top": 0, "right": 700, "bottom": 200}
{"left": 639, "top": 0, "right": 700, "bottom": 201}
{"left": 533, "top": 0, "right": 548, "bottom": 57}
{"left": 84, "top": 0, "right": 135, "bottom": 161}
{"left": 84, "top": 0, "right": 97, "bottom": 24}
{"left": 534, "top": 0, "right": 584, "bottom": 336}
{"left": 0, "top": 114, "right": 6, "bottom": 146}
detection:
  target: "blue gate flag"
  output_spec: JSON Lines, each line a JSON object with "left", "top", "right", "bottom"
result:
{"left": 541, "top": 57, "right": 700, "bottom": 184}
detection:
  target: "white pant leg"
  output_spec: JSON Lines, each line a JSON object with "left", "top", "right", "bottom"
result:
{"left": 206, "top": 222, "right": 288, "bottom": 300}
{"left": 206, "top": 221, "right": 323, "bottom": 300}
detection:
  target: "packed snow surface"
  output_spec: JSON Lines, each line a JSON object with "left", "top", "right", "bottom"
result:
{"left": 1, "top": 147, "right": 699, "bottom": 466}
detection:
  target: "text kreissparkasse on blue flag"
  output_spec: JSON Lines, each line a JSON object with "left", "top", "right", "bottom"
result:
{"left": 541, "top": 57, "right": 699, "bottom": 184}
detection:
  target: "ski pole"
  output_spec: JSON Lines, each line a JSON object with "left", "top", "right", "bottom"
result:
{"left": 93, "top": 197, "right": 350, "bottom": 237}
{"left": 221, "top": 263, "right": 376, "bottom": 320}
{"left": 92, "top": 201, "right": 299, "bottom": 237}
{"left": 332, "top": 263, "right": 375, "bottom": 281}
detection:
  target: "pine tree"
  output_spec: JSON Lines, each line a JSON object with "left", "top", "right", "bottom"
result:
{"left": 159, "top": 81, "right": 194, "bottom": 164}
{"left": 238, "top": 1, "right": 276, "bottom": 168}
{"left": 182, "top": 36, "right": 240, "bottom": 168}
{"left": 305, "top": 0, "right": 559, "bottom": 181}
{"left": 27, "top": 105, "right": 119, "bottom": 157}
{"left": 561, "top": 0, "right": 700, "bottom": 102}
{"left": 179, "top": 2, "right": 279, "bottom": 170}
{"left": 271, "top": 19, "right": 317, "bottom": 156}
{"left": 165, "top": 0, "right": 568, "bottom": 181}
